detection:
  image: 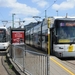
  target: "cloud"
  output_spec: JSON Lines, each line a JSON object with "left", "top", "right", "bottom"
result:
{"left": 32, "top": 0, "right": 48, "bottom": 8}
{"left": 0, "top": 0, "right": 16, "bottom": 7}
{"left": 10, "top": 3, "right": 40, "bottom": 16}
{"left": 0, "top": 0, "right": 40, "bottom": 16}
{"left": 52, "top": 0, "right": 75, "bottom": 10}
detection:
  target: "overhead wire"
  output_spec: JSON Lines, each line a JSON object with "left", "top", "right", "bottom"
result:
{"left": 0, "top": 12, "right": 5, "bottom": 21}
{"left": 39, "top": 0, "right": 58, "bottom": 18}
{"left": 46, "top": 0, "right": 57, "bottom": 11}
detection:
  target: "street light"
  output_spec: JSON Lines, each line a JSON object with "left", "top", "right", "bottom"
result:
{"left": 12, "top": 13, "right": 16, "bottom": 28}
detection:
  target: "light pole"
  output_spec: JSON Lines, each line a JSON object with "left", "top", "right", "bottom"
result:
{"left": 45, "top": 10, "right": 47, "bottom": 18}
{"left": 56, "top": 10, "right": 58, "bottom": 16}
{"left": 12, "top": 13, "right": 16, "bottom": 28}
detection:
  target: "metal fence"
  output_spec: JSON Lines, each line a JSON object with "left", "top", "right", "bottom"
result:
{"left": 10, "top": 45, "right": 50, "bottom": 75}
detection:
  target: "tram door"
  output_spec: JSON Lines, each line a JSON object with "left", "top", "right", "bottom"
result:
{"left": 50, "top": 28, "right": 54, "bottom": 55}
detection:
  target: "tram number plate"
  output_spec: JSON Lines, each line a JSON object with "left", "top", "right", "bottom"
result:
{"left": 68, "top": 45, "right": 73, "bottom": 52}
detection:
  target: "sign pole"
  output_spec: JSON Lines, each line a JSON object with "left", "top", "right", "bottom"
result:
{"left": 47, "top": 17, "right": 51, "bottom": 75}
{"left": 47, "top": 17, "right": 51, "bottom": 55}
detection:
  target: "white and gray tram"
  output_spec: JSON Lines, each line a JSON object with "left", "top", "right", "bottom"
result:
{"left": 0, "top": 27, "right": 10, "bottom": 50}
{"left": 53, "top": 17, "right": 75, "bottom": 57}
{"left": 26, "top": 16, "right": 75, "bottom": 57}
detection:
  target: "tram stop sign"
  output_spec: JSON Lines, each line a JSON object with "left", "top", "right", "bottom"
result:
{"left": 11, "top": 28, "right": 25, "bottom": 45}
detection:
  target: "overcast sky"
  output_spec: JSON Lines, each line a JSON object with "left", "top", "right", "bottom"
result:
{"left": 0, "top": 0, "right": 75, "bottom": 27}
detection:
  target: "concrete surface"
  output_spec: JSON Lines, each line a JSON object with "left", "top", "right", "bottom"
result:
{"left": 0, "top": 56, "right": 8, "bottom": 75}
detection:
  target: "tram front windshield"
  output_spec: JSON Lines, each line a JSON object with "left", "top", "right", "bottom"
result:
{"left": 55, "top": 20, "right": 75, "bottom": 43}
{"left": 0, "top": 29, "right": 6, "bottom": 42}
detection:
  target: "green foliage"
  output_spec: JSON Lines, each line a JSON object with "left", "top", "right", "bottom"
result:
{"left": 9, "top": 64, "right": 13, "bottom": 69}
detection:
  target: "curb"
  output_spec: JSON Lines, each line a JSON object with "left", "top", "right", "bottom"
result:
{"left": 6, "top": 53, "right": 26, "bottom": 75}
{"left": 2, "top": 53, "right": 26, "bottom": 75}
{"left": 2, "top": 55, "right": 17, "bottom": 75}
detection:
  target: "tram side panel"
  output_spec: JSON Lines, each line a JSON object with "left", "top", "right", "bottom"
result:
{"left": 33, "top": 23, "right": 48, "bottom": 52}
{"left": 26, "top": 30, "right": 29, "bottom": 45}
{"left": 33, "top": 25, "right": 39, "bottom": 48}
{"left": 41, "top": 24, "right": 48, "bottom": 52}
{"left": 30, "top": 28, "right": 34, "bottom": 46}
{"left": 25, "top": 22, "right": 49, "bottom": 54}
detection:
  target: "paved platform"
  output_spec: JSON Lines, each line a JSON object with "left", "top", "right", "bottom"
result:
{"left": 7, "top": 54, "right": 75, "bottom": 75}
{"left": 0, "top": 56, "right": 8, "bottom": 75}
{"left": 6, "top": 45, "right": 75, "bottom": 75}
{"left": 50, "top": 56, "right": 75, "bottom": 75}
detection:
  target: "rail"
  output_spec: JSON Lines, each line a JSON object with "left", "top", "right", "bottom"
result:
{"left": 9, "top": 45, "right": 50, "bottom": 75}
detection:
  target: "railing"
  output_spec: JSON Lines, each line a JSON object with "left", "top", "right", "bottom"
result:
{"left": 10, "top": 45, "right": 50, "bottom": 75}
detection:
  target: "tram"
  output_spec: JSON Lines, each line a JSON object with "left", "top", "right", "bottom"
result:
{"left": 26, "top": 16, "right": 75, "bottom": 57}
{"left": 0, "top": 27, "right": 10, "bottom": 50}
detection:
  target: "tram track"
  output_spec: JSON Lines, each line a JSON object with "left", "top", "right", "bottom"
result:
{"left": 25, "top": 45, "right": 46, "bottom": 54}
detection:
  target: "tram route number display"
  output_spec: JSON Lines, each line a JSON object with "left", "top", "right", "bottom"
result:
{"left": 12, "top": 31, "right": 25, "bottom": 45}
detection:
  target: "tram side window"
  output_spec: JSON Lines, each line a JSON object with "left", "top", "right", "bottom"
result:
{"left": 6, "top": 35, "right": 8, "bottom": 42}
{"left": 26, "top": 34, "right": 28, "bottom": 40}
{"left": 6, "top": 32, "right": 10, "bottom": 42}
{"left": 45, "top": 30, "right": 48, "bottom": 43}
{"left": 45, "top": 35, "right": 48, "bottom": 43}
{"left": 1, "top": 35, "right": 6, "bottom": 42}
{"left": 0, "top": 30, "right": 6, "bottom": 42}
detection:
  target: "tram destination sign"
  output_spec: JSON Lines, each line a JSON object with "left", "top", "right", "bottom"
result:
{"left": 60, "top": 22, "right": 75, "bottom": 26}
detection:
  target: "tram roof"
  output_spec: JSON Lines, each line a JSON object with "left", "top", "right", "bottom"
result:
{"left": 51, "top": 16, "right": 75, "bottom": 21}
{"left": 0, "top": 27, "right": 7, "bottom": 29}
{"left": 55, "top": 18, "right": 75, "bottom": 21}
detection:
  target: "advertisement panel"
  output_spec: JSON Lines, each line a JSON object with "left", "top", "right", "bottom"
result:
{"left": 11, "top": 29, "right": 25, "bottom": 45}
